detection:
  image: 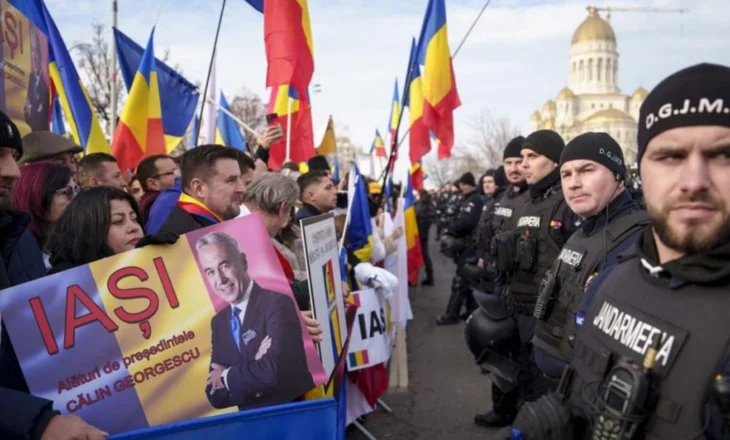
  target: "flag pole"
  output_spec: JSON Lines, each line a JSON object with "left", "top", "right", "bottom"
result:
{"left": 285, "top": 96, "right": 293, "bottom": 163}
{"left": 195, "top": 0, "right": 227, "bottom": 145}
{"left": 377, "top": 0, "right": 492, "bottom": 186}
{"left": 109, "top": 0, "right": 118, "bottom": 140}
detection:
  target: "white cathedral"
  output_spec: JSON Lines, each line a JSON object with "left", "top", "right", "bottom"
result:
{"left": 529, "top": 6, "right": 647, "bottom": 165}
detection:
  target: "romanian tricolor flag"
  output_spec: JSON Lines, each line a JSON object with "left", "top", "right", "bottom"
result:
{"left": 111, "top": 29, "right": 166, "bottom": 173}
{"left": 410, "top": 160, "right": 425, "bottom": 192}
{"left": 215, "top": 92, "right": 248, "bottom": 152}
{"left": 417, "top": 0, "right": 461, "bottom": 157}
{"left": 404, "top": 174, "right": 424, "bottom": 285}
{"left": 405, "top": 39, "right": 431, "bottom": 164}
{"left": 387, "top": 79, "right": 400, "bottom": 147}
{"left": 371, "top": 129, "right": 386, "bottom": 158}
{"left": 41, "top": 1, "right": 109, "bottom": 154}
{"left": 323, "top": 260, "right": 344, "bottom": 358}
{"left": 266, "top": 85, "right": 315, "bottom": 170}
{"left": 346, "top": 166, "right": 374, "bottom": 263}
{"left": 264, "top": 0, "right": 315, "bottom": 103}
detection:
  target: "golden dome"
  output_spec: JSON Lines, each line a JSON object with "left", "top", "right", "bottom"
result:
{"left": 542, "top": 119, "right": 555, "bottom": 130}
{"left": 557, "top": 87, "right": 575, "bottom": 99}
{"left": 631, "top": 86, "right": 649, "bottom": 101}
{"left": 584, "top": 108, "right": 635, "bottom": 123}
{"left": 542, "top": 100, "right": 556, "bottom": 112}
{"left": 571, "top": 7, "right": 616, "bottom": 44}
{"left": 530, "top": 111, "right": 542, "bottom": 121}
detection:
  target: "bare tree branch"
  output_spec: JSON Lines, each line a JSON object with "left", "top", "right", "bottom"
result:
{"left": 228, "top": 86, "right": 267, "bottom": 148}
{"left": 452, "top": 109, "right": 521, "bottom": 174}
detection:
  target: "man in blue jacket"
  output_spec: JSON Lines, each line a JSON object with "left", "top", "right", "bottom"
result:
{"left": 0, "top": 112, "right": 107, "bottom": 440}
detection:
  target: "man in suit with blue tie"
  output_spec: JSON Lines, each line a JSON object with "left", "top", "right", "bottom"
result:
{"left": 199, "top": 231, "right": 315, "bottom": 410}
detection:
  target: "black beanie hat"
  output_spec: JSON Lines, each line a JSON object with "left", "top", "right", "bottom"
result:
{"left": 503, "top": 136, "right": 524, "bottom": 160}
{"left": 560, "top": 132, "right": 626, "bottom": 180}
{"left": 522, "top": 130, "right": 565, "bottom": 164}
{"left": 638, "top": 63, "right": 730, "bottom": 165}
{"left": 0, "top": 111, "right": 22, "bottom": 157}
{"left": 459, "top": 172, "right": 476, "bottom": 187}
{"left": 494, "top": 166, "right": 507, "bottom": 188}
{"left": 307, "top": 155, "right": 330, "bottom": 172}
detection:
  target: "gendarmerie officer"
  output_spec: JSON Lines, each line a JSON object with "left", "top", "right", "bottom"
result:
{"left": 471, "top": 136, "right": 531, "bottom": 428}
{"left": 437, "top": 172, "right": 485, "bottom": 325}
{"left": 531, "top": 132, "right": 649, "bottom": 388}
{"left": 470, "top": 131, "right": 580, "bottom": 426}
{"left": 500, "top": 62, "right": 730, "bottom": 440}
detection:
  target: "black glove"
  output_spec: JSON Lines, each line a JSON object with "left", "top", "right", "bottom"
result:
{"left": 136, "top": 232, "right": 180, "bottom": 248}
{"left": 511, "top": 394, "right": 572, "bottom": 440}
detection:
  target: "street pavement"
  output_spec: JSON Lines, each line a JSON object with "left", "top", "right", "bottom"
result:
{"left": 348, "top": 238, "right": 498, "bottom": 440}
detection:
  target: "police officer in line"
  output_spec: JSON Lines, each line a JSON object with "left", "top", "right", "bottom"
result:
{"left": 500, "top": 62, "right": 730, "bottom": 440}
{"left": 470, "top": 137, "right": 533, "bottom": 428}
{"left": 531, "top": 132, "right": 649, "bottom": 389}
{"left": 436, "top": 172, "right": 485, "bottom": 325}
{"left": 481, "top": 130, "right": 581, "bottom": 423}
{"left": 437, "top": 182, "right": 463, "bottom": 238}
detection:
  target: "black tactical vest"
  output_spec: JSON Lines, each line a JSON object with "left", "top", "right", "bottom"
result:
{"left": 566, "top": 253, "right": 730, "bottom": 439}
{"left": 492, "top": 188, "right": 529, "bottom": 234}
{"left": 508, "top": 186, "right": 565, "bottom": 312}
{"left": 533, "top": 208, "right": 649, "bottom": 363}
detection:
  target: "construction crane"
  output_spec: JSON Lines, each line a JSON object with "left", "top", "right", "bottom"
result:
{"left": 588, "top": 5, "right": 689, "bottom": 21}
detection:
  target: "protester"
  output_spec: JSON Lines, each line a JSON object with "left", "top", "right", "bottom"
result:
{"left": 154, "top": 145, "right": 243, "bottom": 237}
{"left": 11, "top": 162, "right": 79, "bottom": 270}
{"left": 129, "top": 174, "right": 144, "bottom": 203}
{"left": 135, "top": 154, "right": 180, "bottom": 223}
{"left": 19, "top": 131, "right": 82, "bottom": 183}
{"left": 0, "top": 112, "right": 106, "bottom": 440}
{"left": 47, "top": 186, "right": 143, "bottom": 274}
{"left": 295, "top": 169, "right": 337, "bottom": 221}
{"left": 77, "top": 152, "right": 127, "bottom": 189}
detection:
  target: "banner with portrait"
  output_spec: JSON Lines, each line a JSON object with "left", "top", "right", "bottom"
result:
{"left": 0, "top": 214, "right": 326, "bottom": 435}
{"left": 2, "top": 0, "right": 51, "bottom": 135}
{"left": 300, "top": 213, "right": 348, "bottom": 389}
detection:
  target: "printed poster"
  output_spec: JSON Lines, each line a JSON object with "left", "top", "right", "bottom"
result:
{"left": 0, "top": 214, "right": 326, "bottom": 434}
{"left": 346, "top": 289, "right": 393, "bottom": 371}
{"left": 2, "top": 0, "right": 51, "bottom": 135}
{"left": 300, "top": 213, "right": 347, "bottom": 388}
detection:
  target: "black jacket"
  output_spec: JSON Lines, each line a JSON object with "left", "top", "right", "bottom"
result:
{"left": 157, "top": 205, "right": 217, "bottom": 237}
{"left": 415, "top": 199, "right": 435, "bottom": 238}
{"left": 447, "top": 190, "right": 485, "bottom": 237}
{"left": 294, "top": 203, "right": 323, "bottom": 222}
{"left": 0, "top": 211, "right": 58, "bottom": 440}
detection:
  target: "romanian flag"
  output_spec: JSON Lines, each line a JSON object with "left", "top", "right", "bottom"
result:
{"left": 371, "top": 129, "right": 386, "bottom": 158}
{"left": 411, "top": 160, "right": 425, "bottom": 192}
{"left": 387, "top": 78, "right": 400, "bottom": 148}
{"left": 264, "top": 0, "right": 315, "bottom": 103}
{"left": 404, "top": 174, "right": 424, "bottom": 285}
{"left": 346, "top": 166, "right": 374, "bottom": 263}
{"left": 417, "top": 0, "right": 461, "bottom": 157}
{"left": 316, "top": 115, "right": 336, "bottom": 155}
{"left": 113, "top": 27, "right": 199, "bottom": 153}
{"left": 323, "top": 260, "right": 344, "bottom": 358}
{"left": 266, "top": 85, "right": 315, "bottom": 170}
{"left": 405, "top": 39, "right": 431, "bottom": 164}
{"left": 215, "top": 92, "right": 248, "bottom": 152}
{"left": 41, "top": 1, "right": 109, "bottom": 154}
{"left": 111, "top": 29, "right": 166, "bottom": 173}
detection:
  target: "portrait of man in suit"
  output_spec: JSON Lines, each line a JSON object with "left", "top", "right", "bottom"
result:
{"left": 24, "top": 28, "right": 49, "bottom": 132}
{"left": 197, "top": 231, "right": 315, "bottom": 410}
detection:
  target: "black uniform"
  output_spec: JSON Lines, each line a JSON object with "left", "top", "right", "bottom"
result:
{"left": 437, "top": 189, "right": 485, "bottom": 322}
{"left": 504, "top": 168, "right": 579, "bottom": 406}
{"left": 532, "top": 190, "right": 649, "bottom": 385}
{"left": 561, "top": 228, "right": 730, "bottom": 439}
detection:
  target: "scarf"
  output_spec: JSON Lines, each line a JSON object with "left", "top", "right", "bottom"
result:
{"left": 177, "top": 193, "right": 222, "bottom": 224}
{"left": 638, "top": 226, "right": 730, "bottom": 284}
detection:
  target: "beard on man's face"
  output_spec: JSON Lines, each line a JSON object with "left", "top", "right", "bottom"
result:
{"left": 649, "top": 190, "right": 730, "bottom": 256}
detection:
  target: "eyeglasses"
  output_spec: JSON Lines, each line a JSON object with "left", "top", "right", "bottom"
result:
{"left": 152, "top": 171, "right": 177, "bottom": 179}
{"left": 55, "top": 185, "right": 80, "bottom": 199}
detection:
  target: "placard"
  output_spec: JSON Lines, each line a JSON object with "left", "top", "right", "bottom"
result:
{"left": 300, "top": 213, "right": 347, "bottom": 388}
{"left": 346, "top": 289, "right": 393, "bottom": 371}
{"left": 0, "top": 214, "right": 326, "bottom": 434}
